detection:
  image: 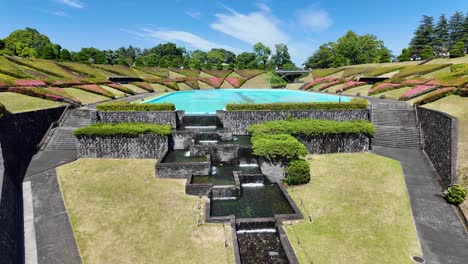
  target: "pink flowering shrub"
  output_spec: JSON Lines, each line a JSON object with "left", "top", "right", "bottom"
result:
{"left": 399, "top": 85, "right": 437, "bottom": 101}
{"left": 318, "top": 80, "right": 342, "bottom": 91}
{"left": 201, "top": 77, "right": 224, "bottom": 88}
{"left": 302, "top": 77, "right": 338, "bottom": 90}
{"left": 368, "top": 83, "right": 402, "bottom": 95}
{"left": 401, "top": 78, "right": 429, "bottom": 86}
{"left": 8, "top": 87, "right": 70, "bottom": 103}
{"left": 75, "top": 84, "right": 115, "bottom": 98}
{"left": 46, "top": 87, "right": 82, "bottom": 104}
{"left": 14, "top": 80, "right": 46, "bottom": 86}
{"left": 49, "top": 80, "right": 82, "bottom": 87}
{"left": 425, "top": 79, "right": 442, "bottom": 86}
{"left": 339, "top": 81, "right": 367, "bottom": 92}
{"left": 413, "top": 87, "right": 457, "bottom": 106}
{"left": 184, "top": 78, "right": 199, "bottom": 89}
{"left": 132, "top": 82, "right": 154, "bottom": 92}
{"left": 225, "top": 77, "right": 247, "bottom": 88}
{"left": 45, "top": 94, "right": 65, "bottom": 101}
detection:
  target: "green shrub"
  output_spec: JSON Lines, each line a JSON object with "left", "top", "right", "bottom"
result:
{"left": 73, "top": 123, "right": 172, "bottom": 137}
{"left": 248, "top": 119, "right": 375, "bottom": 137}
{"left": 284, "top": 159, "right": 310, "bottom": 185}
{"left": 413, "top": 87, "right": 457, "bottom": 106}
{"left": 0, "top": 102, "right": 6, "bottom": 118}
{"left": 444, "top": 184, "right": 467, "bottom": 205}
{"left": 251, "top": 134, "right": 307, "bottom": 161}
{"left": 96, "top": 101, "right": 175, "bottom": 111}
{"left": 226, "top": 98, "right": 368, "bottom": 111}
{"left": 267, "top": 71, "right": 287, "bottom": 88}
{"left": 449, "top": 41, "right": 465, "bottom": 58}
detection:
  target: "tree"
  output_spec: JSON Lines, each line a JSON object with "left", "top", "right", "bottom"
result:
{"left": 3, "top": 28, "right": 52, "bottom": 57}
{"left": 76, "top": 47, "right": 106, "bottom": 64}
{"left": 190, "top": 50, "right": 207, "bottom": 65}
{"left": 304, "top": 42, "right": 337, "bottom": 69}
{"left": 0, "top": 39, "right": 4, "bottom": 50}
{"left": 95, "top": 51, "right": 107, "bottom": 64}
{"left": 216, "top": 62, "right": 223, "bottom": 70}
{"left": 227, "top": 62, "right": 235, "bottom": 70}
{"left": 117, "top": 55, "right": 129, "bottom": 66}
{"left": 409, "top": 15, "right": 434, "bottom": 57}
{"left": 192, "top": 60, "right": 202, "bottom": 70}
{"left": 19, "top": 47, "right": 37, "bottom": 58}
{"left": 207, "top": 49, "right": 225, "bottom": 64}
{"left": 434, "top": 14, "right": 450, "bottom": 56}
{"left": 60, "top": 49, "right": 72, "bottom": 61}
{"left": 398, "top": 48, "right": 411, "bottom": 61}
{"left": 253, "top": 42, "right": 271, "bottom": 69}
{"left": 449, "top": 41, "right": 465, "bottom": 58}
{"left": 41, "top": 44, "right": 56, "bottom": 59}
{"left": 421, "top": 46, "right": 434, "bottom": 59}
{"left": 236, "top": 52, "right": 256, "bottom": 67}
{"left": 448, "top": 11, "right": 465, "bottom": 46}
{"left": 134, "top": 56, "right": 145, "bottom": 67}
{"left": 271, "top": 43, "right": 292, "bottom": 69}
{"left": 336, "top": 30, "right": 360, "bottom": 64}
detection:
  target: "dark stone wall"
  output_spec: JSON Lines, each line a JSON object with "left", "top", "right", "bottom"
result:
{"left": 218, "top": 109, "right": 369, "bottom": 135}
{"left": 190, "top": 145, "right": 250, "bottom": 165}
{"left": 156, "top": 161, "right": 211, "bottom": 179}
{"left": 296, "top": 133, "right": 369, "bottom": 154}
{"left": 76, "top": 134, "right": 168, "bottom": 159}
{"left": 417, "top": 107, "right": 458, "bottom": 186}
{"left": 0, "top": 106, "right": 66, "bottom": 264}
{"left": 97, "top": 111, "right": 177, "bottom": 127}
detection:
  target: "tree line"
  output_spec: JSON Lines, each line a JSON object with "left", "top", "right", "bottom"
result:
{"left": 0, "top": 28, "right": 295, "bottom": 70}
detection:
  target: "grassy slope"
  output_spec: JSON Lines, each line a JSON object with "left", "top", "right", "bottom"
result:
{"left": 374, "top": 86, "right": 412, "bottom": 100}
{"left": 284, "top": 153, "right": 421, "bottom": 264}
{"left": 123, "top": 84, "right": 148, "bottom": 94}
{"left": 198, "top": 81, "right": 213, "bottom": 89}
{"left": 0, "top": 92, "right": 62, "bottom": 113}
{"left": 57, "top": 159, "right": 234, "bottom": 264}
{"left": 101, "top": 86, "right": 126, "bottom": 98}
{"left": 65, "top": 88, "right": 109, "bottom": 104}
{"left": 342, "top": 84, "right": 372, "bottom": 96}
{"left": 241, "top": 73, "right": 269, "bottom": 88}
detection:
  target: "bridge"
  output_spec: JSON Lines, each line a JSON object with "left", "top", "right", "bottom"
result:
{"left": 275, "top": 69, "right": 310, "bottom": 82}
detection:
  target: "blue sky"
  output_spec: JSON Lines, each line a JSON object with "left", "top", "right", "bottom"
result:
{"left": 1, "top": 0, "right": 467, "bottom": 64}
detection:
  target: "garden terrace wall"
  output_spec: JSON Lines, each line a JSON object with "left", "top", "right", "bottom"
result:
{"left": 156, "top": 156, "right": 211, "bottom": 179}
{"left": 218, "top": 109, "right": 369, "bottom": 135}
{"left": 76, "top": 134, "right": 168, "bottom": 159}
{"left": 296, "top": 133, "right": 370, "bottom": 154}
{"left": 190, "top": 144, "right": 251, "bottom": 165}
{"left": 96, "top": 111, "right": 178, "bottom": 128}
{"left": 416, "top": 107, "right": 458, "bottom": 186}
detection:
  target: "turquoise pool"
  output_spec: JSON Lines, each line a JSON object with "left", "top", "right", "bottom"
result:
{"left": 143, "top": 89, "right": 350, "bottom": 114}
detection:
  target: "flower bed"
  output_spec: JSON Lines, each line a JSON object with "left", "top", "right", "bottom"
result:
{"left": 75, "top": 84, "right": 115, "bottom": 98}
{"left": 339, "top": 81, "right": 367, "bottom": 92}
{"left": 14, "top": 80, "right": 47, "bottom": 86}
{"left": 184, "top": 78, "right": 199, "bottom": 89}
{"left": 425, "top": 79, "right": 441, "bottom": 86}
{"left": 318, "top": 80, "right": 342, "bottom": 91}
{"left": 401, "top": 78, "right": 429, "bottom": 86}
{"left": 413, "top": 87, "right": 457, "bottom": 106}
{"left": 225, "top": 77, "right": 246, "bottom": 88}
{"left": 106, "top": 83, "right": 136, "bottom": 95}
{"left": 302, "top": 77, "right": 338, "bottom": 90}
{"left": 226, "top": 98, "right": 368, "bottom": 111}
{"left": 48, "top": 80, "right": 82, "bottom": 87}
{"left": 368, "top": 83, "right": 402, "bottom": 95}
{"left": 398, "top": 85, "right": 437, "bottom": 101}
{"left": 200, "top": 77, "right": 224, "bottom": 88}
{"left": 46, "top": 87, "right": 82, "bottom": 104}
{"left": 133, "top": 82, "right": 154, "bottom": 92}
{"left": 9, "top": 86, "right": 69, "bottom": 102}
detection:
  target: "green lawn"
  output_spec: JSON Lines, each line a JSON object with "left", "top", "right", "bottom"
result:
{"left": 0, "top": 92, "right": 63, "bottom": 113}
{"left": 284, "top": 153, "right": 421, "bottom": 264}
{"left": 241, "top": 73, "right": 269, "bottom": 88}
{"left": 57, "top": 159, "right": 234, "bottom": 264}
{"left": 342, "top": 84, "right": 372, "bottom": 96}
{"left": 101, "top": 85, "right": 126, "bottom": 98}
{"left": 65, "top": 88, "right": 109, "bottom": 104}
{"left": 123, "top": 84, "right": 149, "bottom": 94}
{"left": 374, "top": 86, "right": 412, "bottom": 100}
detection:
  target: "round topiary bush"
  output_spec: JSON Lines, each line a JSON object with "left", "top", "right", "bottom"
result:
{"left": 284, "top": 159, "right": 310, "bottom": 185}
{"left": 444, "top": 184, "right": 467, "bottom": 205}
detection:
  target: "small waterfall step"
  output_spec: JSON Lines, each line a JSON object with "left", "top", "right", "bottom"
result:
{"left": 182, "top": 114, "right": 218, "bottom": 128}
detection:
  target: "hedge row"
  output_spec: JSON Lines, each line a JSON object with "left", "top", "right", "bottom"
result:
{"left": 248, "top": 119, "right": 376, "bottom": 136}
{"left": 73, "top": 122, "right": 172, "bottom": 137}
{"left": 96, "top": 101, "right": 175, "bottom": 111}
{"left": 251, "top": 134, "right": 307, "bottom": 161}
{"left": 226, "top": 98, "right": 367, "bottom": 111}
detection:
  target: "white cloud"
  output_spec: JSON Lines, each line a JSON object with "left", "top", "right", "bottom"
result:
{"left": 55, "top": 0, "right": 84, "bottom": 9}
{"left": 210, "top": 4, "right": 288, "bottom": 47}
{"left": 185, "top": 11, "right": 201, "bottom": 19}
{"left": 296, "top": 8, "right": 332, "bottom": 32}
{"left": 52, "top": 11, "right": 68, "bottom": 17}
{"left": 138, "top": 28, "right": 241, "bottom": 53}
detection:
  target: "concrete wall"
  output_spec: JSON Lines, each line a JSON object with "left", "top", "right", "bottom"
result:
{"left": 156, "top": 161, "right": 211, "bottom": 179}
{"left": 76, "top": 134, "right": 168, "bottom": 159}
{"left": 417, "top": 107, "right": 458, "bottom": 186}
{"left": 218, "top": 109, "right": 369, "bottom": 135}
{"left": 97, "top": 111, "right": 178, "bottom": 127}
{"left": 296, "top": 133, "right": 369, "bottom": 154}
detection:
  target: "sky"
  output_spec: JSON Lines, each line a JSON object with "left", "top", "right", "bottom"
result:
{"left": 0, "top": 0, "right": 467, "bottom": 65}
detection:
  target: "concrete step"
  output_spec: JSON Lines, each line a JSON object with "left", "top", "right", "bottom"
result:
{"left": 45, "top": 127, "right": 77, "bottom": 151}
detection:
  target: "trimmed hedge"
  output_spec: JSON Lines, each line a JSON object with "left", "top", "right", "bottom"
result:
{"left": 226, "top": 98, "right": 368, "bottom": 111}
{"left": 73, "top": 122, "right": 172, "bottom": 137}
{"left": 251, "top": 134, "right": 307, "bottom": 160}
{"left": 285, "top": 159, "right": 310, "bottom": 185}
{"left": 248, "top": 119, "right": 376, "bottom": 137}
{"left": 96, "top": 101, "right": 175, "bottom": 111}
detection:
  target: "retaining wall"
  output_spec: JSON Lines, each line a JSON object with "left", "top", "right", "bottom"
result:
{"left": 417, "top": 107, "right": 458, "bottom": 186}
{"left": 218, "top": 109, "right": 369, "bottom": 135}
{"left": 97, "top": 111, "right": 178, "bottom": 127}
{"left": 296, "top": 133, "right": 370, "bottom": 154}
{"left": 76, "top": 134, "right": 168, "bottom": 159}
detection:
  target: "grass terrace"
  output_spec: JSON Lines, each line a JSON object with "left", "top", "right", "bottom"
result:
{"left": 57, "top": 159, "right": 234, "bottom": 264}
{"left": 0, "top": 92, "right": 62, "bottom": 113}
{"left": 284, "top": 153, "right": 421, "bottom": 264}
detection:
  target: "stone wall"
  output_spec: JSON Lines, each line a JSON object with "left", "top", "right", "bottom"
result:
{"left": 97, "top": 111, "right": 178, "bottom": 127}
{"left": 190, "top": 145, "right": 251, "bottom": 165}
{"left": 296, "top": 133, "right": 369, "bottom": 154}
{"left": 417, "top": 107, "right": 458, "bottom": 186}
{"left": 259, "top": 158, "right": 286, "bottom": 183}
{"left": 76, "top": 134, "right": 168, "bottom": 159}
{"left": 218, "top": 109, "right": 369, "bottom": 135}
{"left": 156, "top": 161, "right": 211, "bottom": 179}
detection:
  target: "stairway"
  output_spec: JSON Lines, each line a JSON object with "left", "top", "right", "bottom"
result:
{"left": 44, "top": 109, "right": 94, "bottom": 151}
{"left": 371, "top": 104, "right": 420, "bottom": 149}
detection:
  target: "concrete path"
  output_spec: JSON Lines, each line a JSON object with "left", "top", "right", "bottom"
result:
{"left": 372, "top": 146, "right": 468, "bottom": 264}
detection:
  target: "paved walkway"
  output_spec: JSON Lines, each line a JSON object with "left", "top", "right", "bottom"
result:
{"left": 372, "top": 147, "right": 468, "bottom": 264}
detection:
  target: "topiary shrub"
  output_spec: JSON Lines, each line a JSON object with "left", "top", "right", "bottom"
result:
{"left": 443, "top": 184, "right": 467, "bottom": 205}
{"left": 284, "top": 159, "right": 310, "bottom": 185}
{"left": 251, "top": 134, "right": 307, "bottom": 161}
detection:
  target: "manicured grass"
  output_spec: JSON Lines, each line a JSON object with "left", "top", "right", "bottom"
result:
{"left": 312, "top": 68, "right": 343, "bottom": 78}
{"left": 284, "top": 153, "right": 421, "bottom": 264}
{"left": 375, "top": 86, "right": 412, "bottom": 100}
{"left": 168, "top": 70, "right": 186, "bottom": 78}
{"left": 101, "top": 86, "right": 126, "bottom": 98}
{"left": 198, "top": 80, "right": 214, "bottom": 89}
{"left": 65, "top": 88, "right": 109, "bottom": 104}
{"left": 241, "top": 73, "right": 269, "bottom": 88}
{"left": 150, "top": 83, "right": 172, "bottom": 92}
{"left": 57, "top": 159, "right": 233, "bottom": 264}
{"left": 177, "top": 82, "right": 195, "bottom": 90}
{"left": 0, "top": 92, "right": 62, "bottom": 113}
{"left": 342, "top": 84, "right": 372, "bottom": 96}
{"left": 422, "top": 66, "right": 451, "bottom": 78}
{"left": 220, "top": 79, "right": 234, "bottom": 89}
{"left": 123, "top": 84, "right": 149, "bottom": 94}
